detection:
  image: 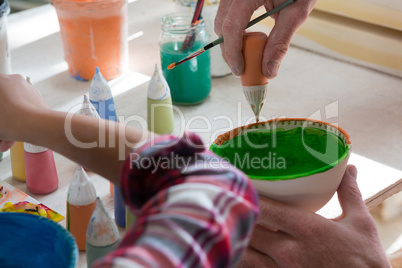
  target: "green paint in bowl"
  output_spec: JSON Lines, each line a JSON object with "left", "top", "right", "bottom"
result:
{"left": 210, "top": 119, "right": 352, "bottom": 211}
{"left": 210, "top": 126, "right": 349, "bottom": 181}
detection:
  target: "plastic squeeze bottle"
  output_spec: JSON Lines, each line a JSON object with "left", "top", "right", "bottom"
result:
{"left": 10, "top": 142, "right": 26, "bottom": 182}
{"left": 76, "top": 94, "right": 100, "bottom": 171}
{"left": 67, "top": 165, "right": 97, "bottom": 251}
{"left": 89, "top": 67, "right": 126, "bottom": 227}
{"left": 147, "top": 64, "right": 174, "bottom": 134}
{"left": 240, "top": 32, "right": 269, "bottom": 123}
{"left": 24, "top": 143, "right": 59, "bottom": 194}
{"left": 89, "top": 67, "right": 118, "bottom": 122}
{"left": 126, "top": 206, "right": 136, "bottom": 229}
{"left": 86, "top": 197, "right": 120, "bottom": 267}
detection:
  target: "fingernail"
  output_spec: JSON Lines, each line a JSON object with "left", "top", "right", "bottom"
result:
{"left": 348, "top": 165, "right": 358, "bottom": 179}
{"left": 267, "top": 61, "right": 279, "bottom": 77}
{"left": 231, "top": 65, "right": 241, "bottom": 76}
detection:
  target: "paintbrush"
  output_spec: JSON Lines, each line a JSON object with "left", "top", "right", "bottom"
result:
{"left": 168, "top": 0, "right": 296, "bottom": 70}
{"left": 180, "top": 0, "right": 205, "bottom": 51}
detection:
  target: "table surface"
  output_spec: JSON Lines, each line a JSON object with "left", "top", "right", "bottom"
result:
{"left": 2, "top": 0, "right": 402, "bottom": 267}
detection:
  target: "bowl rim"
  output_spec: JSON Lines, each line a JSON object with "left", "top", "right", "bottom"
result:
{"left": 210, "top": 118, "right": 351, "bottom": 181}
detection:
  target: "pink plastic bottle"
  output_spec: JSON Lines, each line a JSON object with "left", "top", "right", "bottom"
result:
{"left": 24, "top": 143, "right": 59, "bottom": 195}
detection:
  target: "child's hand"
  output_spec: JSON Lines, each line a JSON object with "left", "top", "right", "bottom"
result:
{"left": 0, "top": 141, "right": 15, "bottom": 152}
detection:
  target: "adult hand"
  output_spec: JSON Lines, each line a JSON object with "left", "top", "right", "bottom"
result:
{"left": 215, "top": 0, "right": 317, "bottom": 78}
{"left": 0, "top": 74, "right": 49, "bottom": 150}
{"left": 237, "top": 165, "right": 392, "bottom": 267}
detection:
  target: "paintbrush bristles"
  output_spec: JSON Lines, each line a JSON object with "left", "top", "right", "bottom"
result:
{"left": 166, "top": 49, "right": 205, "bottom": 70}
{"left": 167, "top": 63, "right": 176, "bottom": 70}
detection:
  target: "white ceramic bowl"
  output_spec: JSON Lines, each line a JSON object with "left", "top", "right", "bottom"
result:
{"left": 211, "top": 118, "right": 351, "bottom": 212}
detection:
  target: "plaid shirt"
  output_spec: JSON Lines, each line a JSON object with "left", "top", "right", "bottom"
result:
{"left": 94, "top": 132, "right": 259, "bottom": 268}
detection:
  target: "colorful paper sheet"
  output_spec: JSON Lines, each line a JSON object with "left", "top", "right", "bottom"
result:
{"left": 0, "top": 180, "right": 64, "bottom": 222}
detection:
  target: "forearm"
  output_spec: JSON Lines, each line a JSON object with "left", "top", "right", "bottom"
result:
{"left": 22, "top": 110, "right": 150, "bottom": 184}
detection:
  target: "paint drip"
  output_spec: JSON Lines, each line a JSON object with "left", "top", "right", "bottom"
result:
{"left": 67, "top": 165, "right": 97, "bottom": 251}
{"left": 86, "top": 197, "right": 120, "bottom": 267}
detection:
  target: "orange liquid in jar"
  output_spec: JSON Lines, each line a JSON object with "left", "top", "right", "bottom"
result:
{"left": 53, "top": 0, "right": 128, "bottom": 81}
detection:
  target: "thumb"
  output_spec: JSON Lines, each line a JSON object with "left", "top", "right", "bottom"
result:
{"left": 262, "top": 22, "right": 293, "bottom": 79}
{"left": 337, "top": 165, "right": 366, "bottom": 216}
{"left": 262, "top": 4, "right": 312, "bottom": 78}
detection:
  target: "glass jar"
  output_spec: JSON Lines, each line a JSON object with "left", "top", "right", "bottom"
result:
{"left": 160, "top": 13, "right": 211, "bottom": 105}
{"left": 51, "top": 0, "right": 128, "bottom": 81}
{"left": 173, "top": 0, "right": 231, "bottom": 77}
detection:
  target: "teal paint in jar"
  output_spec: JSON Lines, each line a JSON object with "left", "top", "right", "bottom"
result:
{"left": 160, "top": 14, "right": 211, "bottom": 105}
